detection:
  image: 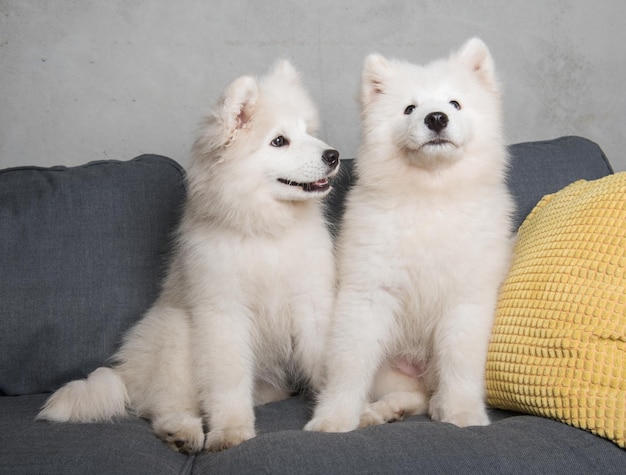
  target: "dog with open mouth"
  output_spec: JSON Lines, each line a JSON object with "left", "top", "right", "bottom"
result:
{"left": 38, "top": 60, "right": 339, "bottom": 453}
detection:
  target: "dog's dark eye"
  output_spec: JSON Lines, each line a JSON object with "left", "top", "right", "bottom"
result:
{"left": 404, "top": 105, "right": 416, "bottom": 115}
{"left": 270, "top": 135, "right": 289, "bottom": 147}
{"left": 449, "top": 100, "right": 461, "bottom": 110}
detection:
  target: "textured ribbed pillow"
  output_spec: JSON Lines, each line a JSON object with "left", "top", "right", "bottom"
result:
{"left": 486, "top": 173, "right": 626, "bottom": 448}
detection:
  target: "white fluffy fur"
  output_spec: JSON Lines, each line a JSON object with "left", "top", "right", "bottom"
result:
{"left": 38, "top": 60, "right": 339, "bottom": 453}
{"left": 305, "top": 38, "right": 514, "bottom": 433}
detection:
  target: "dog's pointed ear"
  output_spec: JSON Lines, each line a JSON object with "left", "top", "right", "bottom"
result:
{"left": 361, "top": 54, "right": 394, "bottom": 105}
{"left": 264, "top": 59, "right": 320, "bottom": 133}
{"left": 221, "top": 75, "right": 259, "bottom": 136}
{"left": 192, "top": 75, "right": 259, "bottom": 159}
{"left": 455, "top": 38, "right": 498, "bottom": 92}
{"left": 268, "top": 59, "right": 302, "bottom": 86}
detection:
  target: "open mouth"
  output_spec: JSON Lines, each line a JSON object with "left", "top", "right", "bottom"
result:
{"left": 277, "top": 177, "right": 331, "bottom": 193}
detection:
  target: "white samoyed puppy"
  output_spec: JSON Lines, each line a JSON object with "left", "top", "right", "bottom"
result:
{"left": 38, "top": 61, "right": 340, "bottom": 452}
{"left": 305, "top": 38, "right": 514, "bottom": 433}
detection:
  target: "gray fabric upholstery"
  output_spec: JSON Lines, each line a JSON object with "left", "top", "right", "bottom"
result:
{"left": 505, "top": 136, "right": 612, "bottom": 229}
{"left": 1, "top": 394, "right": 190, "bottom": 475}
{"left": 2, "top": 394, "right": 624, "bottom": 474}
{"left": 202, "top": 399, "right": 624, "bottom": 474}
{"left": 0, "top": 156, "right": 186, "bottom": 395}
{"left": 1, "top": 138, "right": 624, "bottom": 473}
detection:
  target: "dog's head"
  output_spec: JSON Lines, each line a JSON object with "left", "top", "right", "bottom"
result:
{"left": 192, "top": 60, "right": 339, "bottom": 203}
{"left": 360, "top": 38, "right": 502, "bottom": 170}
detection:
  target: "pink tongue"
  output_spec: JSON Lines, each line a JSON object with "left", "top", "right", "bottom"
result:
{"left": 304, "top": 178, "right": 330, "bottom": 192}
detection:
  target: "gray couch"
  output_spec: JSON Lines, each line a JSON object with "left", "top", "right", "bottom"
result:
{"left": 1, "top": 136, "right": 624, "bottom": 474}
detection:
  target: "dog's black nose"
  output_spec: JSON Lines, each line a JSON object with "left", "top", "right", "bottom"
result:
{"left": 322, "top": 149, "right": 340, "bottom": 167}
{"left": 425, "top": 112, "right": 448, "bottom": 133}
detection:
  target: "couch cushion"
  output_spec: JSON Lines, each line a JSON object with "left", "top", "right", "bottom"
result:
{"left": 0, "top": 156, "right": 186, "bottom": 396}
{"left": 0, "top": 394, "right": 191, "bottom": 474}
{"left": 486, "top": 173, "right": 626, "bottom": 449}
{"left": 507, "top": 136, "right": 613, "bottom": 229}
{"left": 4, "top": 394, "right": 625, "bottom": 474}
{"left": 198, "top": 397, "right": 625, "bottom": 474}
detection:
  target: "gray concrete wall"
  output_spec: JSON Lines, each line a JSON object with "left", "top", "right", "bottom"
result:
{"left": 1, "top": 1, "right": 624, "bottom": 171}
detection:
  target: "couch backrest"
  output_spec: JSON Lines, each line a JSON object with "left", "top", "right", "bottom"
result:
{"left": 0, "top": 156, "right": 186, "bottom": 396}
{"left": 506, "top": 136, "right": 613, "bottom": 229}
{"left": 0, "top": 137, "right": 613, "bottom": 396}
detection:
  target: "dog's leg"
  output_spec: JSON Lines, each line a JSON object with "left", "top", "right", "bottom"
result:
{"left": 360, "top": 391, "right": 429, "bottom": 427}
{"left": 429, "top": 302, "right": 493, "bottom": 427}
{"left": 359, "top": 363, "right": 429, "bottom": 427}
{"left": 144, "top": 366, "right": 203, "bottom": 454}
{"left": 152, "top": 411, "right": 205, "bottom": 454}
{"left": 115, "top": 305, "right": 206, "bottom": 454}
{"left": 304, "top": 289, "right": 397, "bottom": 433}
{"left": 142, "top": 346, "right": 205, "bottom": 453}
{"left": 285, "top": 229, "right": 335, "bottom": 393}
{"left": 290, "top": 287, "right": 334, "bottom": 393}
{"left": 192, "top": 303, "right": 257, "bottom": 452}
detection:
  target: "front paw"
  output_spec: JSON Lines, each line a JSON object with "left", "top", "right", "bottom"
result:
{"left": 359, "top": 400, "right": 405, "bottom": 428}
{"left": 429, "top": 397, "right": 490, "bottom": 427}
{"left": 152, "top": 412, "right": 205, "bottom": 454}
{"left": 204, "top": 426, "right": 255, "bottom": 452}
{"left": 304, "top": 411, "right": 360, "bottom": 433}
{"left": 431, "top": 408, "right": 490, "bottom": 427}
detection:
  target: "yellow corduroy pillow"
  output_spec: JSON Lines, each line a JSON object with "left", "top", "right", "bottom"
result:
{"left": 486, "top": 172, "right": 626, "bottom": 449}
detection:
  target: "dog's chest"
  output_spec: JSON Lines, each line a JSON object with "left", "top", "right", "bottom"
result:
{"left": 346, "top": 196, "right": 497, "bottom": 316}
{"left": 391, "top": 200, "right": 482, "bottom": 268}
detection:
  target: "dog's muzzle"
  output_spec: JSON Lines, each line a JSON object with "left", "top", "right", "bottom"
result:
{"left": 277, "top": 148, "right": 340, "bottom": 193}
